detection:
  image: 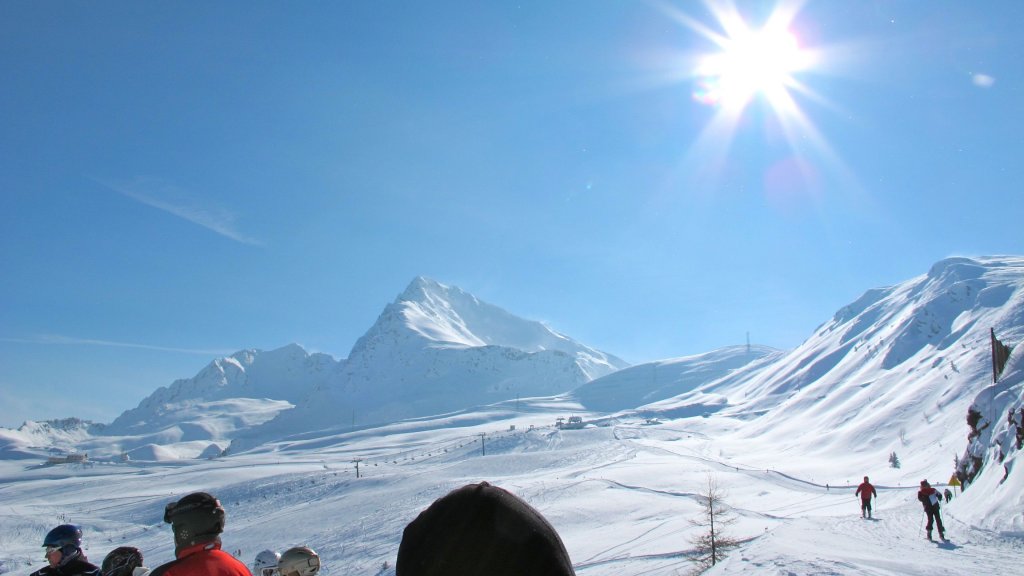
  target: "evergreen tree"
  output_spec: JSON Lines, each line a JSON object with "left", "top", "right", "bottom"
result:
{"left": 889, "top": 451, "right": 901, "bottom": 469}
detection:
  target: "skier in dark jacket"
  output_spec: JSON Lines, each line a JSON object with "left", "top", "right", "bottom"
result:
{"left": 917, "top": 480, "right": 946, "bottom": 541}
{"left": 149, "top": 492, "right": 252, "bottom": 576}
{"left": 855, "top": 476, "right": 877, "bottom": 518}
{"left": 31, "top": 524, "right": 102, "bottom": 576}
{"left": 397, "top": 481, "right": 576, "bottom": 576}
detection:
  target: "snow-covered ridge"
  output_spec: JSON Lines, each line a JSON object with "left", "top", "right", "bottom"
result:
{"left": 106, "top": 343, "right": 339, "bottom": 436}
{"left": 0, "top": 418, "right": 103, "bottom": 460}
{"left": 574, "top": 345, "right": 781, "bottom": 413}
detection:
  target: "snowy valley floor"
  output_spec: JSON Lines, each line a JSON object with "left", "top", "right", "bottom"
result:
{"left": 2, "top": 405, "right": 1023, "bottom": 576}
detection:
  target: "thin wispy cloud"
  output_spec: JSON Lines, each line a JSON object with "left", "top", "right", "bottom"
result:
{"left": 97, "top": 176, "right": 262, "bottom": 245}
{"left": 3, "top": 334, "right": 236, "bottom": 356}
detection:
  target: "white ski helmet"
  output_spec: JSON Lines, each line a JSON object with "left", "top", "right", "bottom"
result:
{"left": 252, "top": 550, "right": 280, "bottom": 576}
{"left": 278, "top": 547, "right": 319, "bottom": 576}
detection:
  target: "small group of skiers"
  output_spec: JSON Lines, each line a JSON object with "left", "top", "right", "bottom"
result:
{"left": 30, "top": 481, "right": 579, "bottom": 576}
{"left": 30, "top": 492, "right": 321, "bottom": 576}
{"left": 854, "top": 475, "right": 949, "bottom": 541}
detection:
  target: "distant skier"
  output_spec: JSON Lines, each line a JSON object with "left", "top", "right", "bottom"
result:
{"left": 943, "top": 488, "right": 953, "bottom": 503}
{"left": 102, "top": 547, "right": 148, "bottom": 576}
{"left": 277, "top": 547, "right": 320, "bottom": 576}
{"left": 149, "top": 492, "right": 251, "bottom": 576}
{"left": 917, "top": 480, "right": 946, "bottom": 541}
{"left": 855, "top": 476, "right": 877, "bottom": 519}
{"left": 252, "top": 550, "right": 280, "bottom": 576}
{"left": 31, "top": 524, "right": 102, "bottom": 576}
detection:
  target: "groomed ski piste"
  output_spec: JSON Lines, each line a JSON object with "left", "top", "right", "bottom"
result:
{"left": 2, "top": 397, "right": 1022, "bottom": 576}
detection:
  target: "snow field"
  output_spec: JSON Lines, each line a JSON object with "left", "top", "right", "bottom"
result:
{"left": 3, "top": 409, "right": 1023, "bottom": 576}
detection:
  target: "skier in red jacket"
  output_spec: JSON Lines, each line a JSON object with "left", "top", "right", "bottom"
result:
{"left": 855, "top": 476, "right": 877, "bottom": 518}
{"left": 917, "top": 480, "right": 946, "bottom": 541}
{"left": 149, "top": 492, "right": 252, "bottom": 576}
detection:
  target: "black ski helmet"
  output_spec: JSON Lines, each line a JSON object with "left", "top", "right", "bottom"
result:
{"left": 163, "top": 492, "right": 225, "bottom": 550}
{"left": 102, "top": 547, "right": 144, "bottom": 576}
{"left": 43, "top": 524, "right": 83, "bottom": 549}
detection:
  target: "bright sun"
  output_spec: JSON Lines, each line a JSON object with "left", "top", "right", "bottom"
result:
{"left": 654, "top": 0, "right": 846, "bottom": 204}
{"left": 693, "top": 14, "right": 811, "bottom": 114}
{"left": 697, "top": 26, "right": 806, "bottom": 110}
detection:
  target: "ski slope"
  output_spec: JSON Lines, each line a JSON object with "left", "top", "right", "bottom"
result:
{"left": 1, "top": 401, "right": 1021, "bottom": 576}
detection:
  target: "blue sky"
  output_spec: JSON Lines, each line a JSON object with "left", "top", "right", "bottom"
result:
{"left": 2, "top": 1, "right": 1022, "bottom": 428}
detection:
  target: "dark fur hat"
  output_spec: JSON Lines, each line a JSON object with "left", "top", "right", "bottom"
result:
{"left": 397, "top": 481, "right": 575, "bottom": 576}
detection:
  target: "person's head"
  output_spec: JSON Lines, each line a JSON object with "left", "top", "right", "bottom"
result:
{"left": 253, "top": 549, "right": 281, "bottom": 576}
{"left": 43, "top": 524, "right": 83, "bottom": 568}
{"left": 863, "top": 476, "right": 869, "bottom": 483}
{"left": 163, "top": 492, "right": 225, "bottom": 554}
{"left": 397, "top": 481, "right": 576, "bottom": 576}
{"left": 921, "top": 479, "right": 930, "bottom": 488}
{"left": 102, "top": 546, "right": 144, "bottom": 576}
{"left": 278, "top": 547, "right": 319, "bottom": 576}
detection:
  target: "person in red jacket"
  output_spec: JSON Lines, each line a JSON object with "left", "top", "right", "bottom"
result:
{"left": 917, "top": 480, "right": 946, "bottom": 541}
{"left": 149, "top": 492, "right": 252, "bottom": 576}
{"left": 855, "top": 476, "right": 877, "bottom": 519}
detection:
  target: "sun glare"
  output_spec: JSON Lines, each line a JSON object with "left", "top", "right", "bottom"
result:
{"left": 694, "top": 18, "right": 810, "bottom": 111}
{"left": 652, "top": 0, "right": 856, "bottom": 208}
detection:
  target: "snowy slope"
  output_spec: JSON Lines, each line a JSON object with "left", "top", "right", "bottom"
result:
{"left": 2, "top": 404, "right": 1022, "bottom": 576}
{"left": 573, "top": 345, "right": 782, "bottom": 413}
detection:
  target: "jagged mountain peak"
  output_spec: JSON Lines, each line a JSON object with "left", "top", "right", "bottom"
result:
{"left": 365, "top": 278, "right": 624, "bottom": 365}
{"left": 385, "top": 277, "right": 488, "bottom": 348}
{"left": 400, "top": 276, "right": 469, "bottom": 303}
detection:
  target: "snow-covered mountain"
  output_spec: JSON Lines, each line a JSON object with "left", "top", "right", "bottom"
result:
{"left": 6, "top": 277, "right": 627, "bottom": 459}
{"left": 2, "top": 258, "right": 1024, "bottom": 574}
{"left": 266, "top": 277, "right": 629, "bottom": 434}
